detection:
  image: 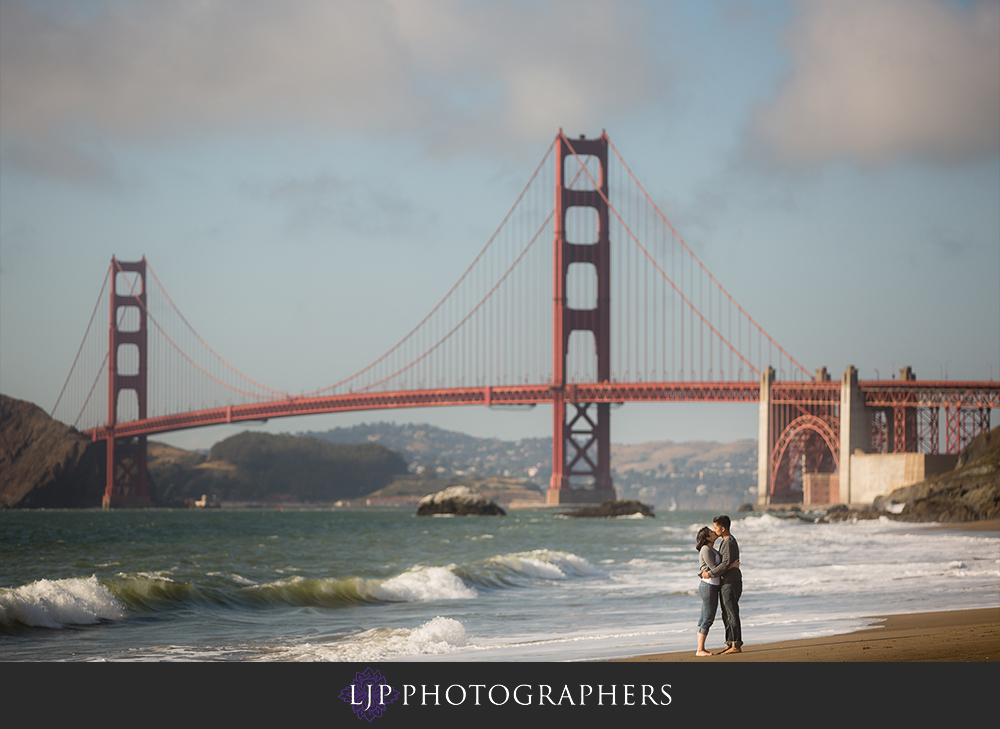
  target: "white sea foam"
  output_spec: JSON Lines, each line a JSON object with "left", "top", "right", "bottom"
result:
{"left": 624, "top": 558, "right": 660, "bottom": 567}
{"left": 376, "top": 566, "right": 478, "bottom": 601}
{"left": 0, "top": 576, "right": 125, "bottom": 629}
{"left": 486, "top": 549, "right": 601, "bottom": 580}
{"left": 488, "top": 553, "right": 565, "bottom": 580}
{"left": 206, "top": 572, "right": 257, "bottom": 586}
{"left": 125, "top": 571, "right": 174, "bottom": 581}
{"left": 281, "top": 616, "right": 469, "bottom": 662}
{"left": 550, "top": 551, "right": 601, "bottom": 576}
{"left": 709, "top": 514, "right": 1000, "bottom": 613}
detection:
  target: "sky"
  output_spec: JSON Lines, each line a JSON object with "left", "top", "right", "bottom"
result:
{"left": 1, "top": 0, "right": 998, "bottom": 451}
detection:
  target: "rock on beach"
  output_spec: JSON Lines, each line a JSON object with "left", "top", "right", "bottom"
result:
{"left": 416, "top": 485, "right": 506, "bottom": 516}
{"left": 565, "top": 499, "right": 654, "bottom": 518}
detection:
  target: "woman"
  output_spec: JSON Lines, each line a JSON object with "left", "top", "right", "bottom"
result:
{"left": 695, "top": 526, "right": 725, "bottom": 656}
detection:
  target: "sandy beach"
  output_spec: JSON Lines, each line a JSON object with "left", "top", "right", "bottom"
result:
{"left": 615, "top": 519, "right": 1000, "bottom": 663}
{"left": 616, "top": 606, "right": 999, "bottom": 662}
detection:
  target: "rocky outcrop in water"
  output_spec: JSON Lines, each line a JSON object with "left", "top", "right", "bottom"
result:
{"left": 416, "top": 485, "right": 506, "bottom": 516}
{"left": 565, "top": 499, "right": 654, "bottom": 518}
{"left": 0, "top": 394, "right": 106, "bottom": 508}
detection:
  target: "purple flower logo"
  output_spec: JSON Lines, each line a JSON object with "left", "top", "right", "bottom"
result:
{"left": 339, "top": 667, "right": 399, "bottom": 721}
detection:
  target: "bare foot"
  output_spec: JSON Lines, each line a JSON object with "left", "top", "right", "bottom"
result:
{"left": 720, "top": 646, "right": 742, "bottom": 654}
{"left": 695, "top": 650, "right": 712, "bottom": 656}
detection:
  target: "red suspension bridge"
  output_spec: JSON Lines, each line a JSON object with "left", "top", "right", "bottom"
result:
{"left": 51, "top": 131, "right": 999, "bottom": 509}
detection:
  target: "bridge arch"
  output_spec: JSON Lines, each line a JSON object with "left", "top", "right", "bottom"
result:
{"left": 769, "top": 414, "right": 839, "bottom": 503}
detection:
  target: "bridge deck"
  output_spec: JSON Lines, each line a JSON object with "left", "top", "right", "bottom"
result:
{"left": 87, "top": 380, "right": 999, "bottom": 440}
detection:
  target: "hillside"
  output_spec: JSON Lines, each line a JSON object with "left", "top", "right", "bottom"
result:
{"left": 152, "top": 431, "right": 411, "bottom": 503}
{"left": 610, "top": 439, "right": 758, "bottom": 510}
{"left": 304, "top": 422, "right": 551, "bottom": 481}
{"left": 0, "top": 395, "right": 413, "bottom": 508}
{"left": 304, "top": 421, "right": 758, "bottom": 510}
{"left": 0, "top": 394, "right": 105, "bottom": 508}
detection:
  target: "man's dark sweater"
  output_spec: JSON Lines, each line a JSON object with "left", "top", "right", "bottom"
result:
{"left": 706, "top": 535, "right": 741, "bottom": 582}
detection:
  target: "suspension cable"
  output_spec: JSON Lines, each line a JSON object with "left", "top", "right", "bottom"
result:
{"left": 301, "top": 138, "right": 558, "bottom": 398}
{"left": 146, "top": 261, "right": 290, "bottom": 397}
{"left": 606, "top": 136, "right": 810, "bottom": 377}
{"left": 51, "top": 266, "right": 111, "bottom": 418}
{"left": 113, "top": 259, "right": 286, "bottom": 401}
{"left": 561, "top": 131, "right": 762, "bottom": 377}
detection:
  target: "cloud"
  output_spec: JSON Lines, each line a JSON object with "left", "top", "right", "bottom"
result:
{"left": 749, "top": 0, "right": 1000, "bottom": 167}
{"left": 0, "top": 0, "right": 662, "bottom": 157}
{"left": 1, "top": 135, "right": 124, "bottom": 187}
{"left": 242, "top": 173, "right": 436, "bottom": 238}
{"left": 927, "top": 223, "right": 974, "bottom": 260}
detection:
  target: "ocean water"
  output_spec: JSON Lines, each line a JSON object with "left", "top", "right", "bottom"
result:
{"left": 1, "top": 507, "right": 997, "bottom": 662}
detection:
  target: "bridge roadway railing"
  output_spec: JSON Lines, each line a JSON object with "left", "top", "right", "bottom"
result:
{"left": 86, "top": 380, "right": 998, "bottom": 442}
{"left": 85, "top": 380, "right": 764, "bottom": 440}
{"left": 858, "top": 381, "right": 1000, "bottom": 409}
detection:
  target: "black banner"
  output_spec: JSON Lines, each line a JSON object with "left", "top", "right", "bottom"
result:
{"left": 10, "top": 660, "right": 990, "bottom": 724}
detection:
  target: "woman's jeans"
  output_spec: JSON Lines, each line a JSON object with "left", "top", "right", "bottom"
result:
{"left": 697, "top": 581, "right": 720, "bottom": 635}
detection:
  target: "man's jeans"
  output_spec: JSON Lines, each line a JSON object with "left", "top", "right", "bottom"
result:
{"left": 720, "top": 576, "right": 743, "bottom": 647}
{"left": 697, "top": 581, "right": 719, "bottom": 635}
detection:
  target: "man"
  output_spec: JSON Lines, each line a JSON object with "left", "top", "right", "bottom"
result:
{"left": 700, "top": 514, "right": 742, "bottom": 654}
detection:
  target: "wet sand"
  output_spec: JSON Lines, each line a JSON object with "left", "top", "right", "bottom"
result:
{"left": 617, "top": 519, "right": 1000, "bottom": 663}
{"left": 615, "top": 607, "right": 999, "bottom": 662}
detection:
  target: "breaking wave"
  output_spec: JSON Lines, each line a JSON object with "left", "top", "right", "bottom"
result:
{"left": 1, "top": 549, "right": 599, "bottom": 630}
{"left": 276, "top": 616, "right": 470, "bottom": 662}
{"left": 0, "top": 576, "right": 126, "bottom": 630}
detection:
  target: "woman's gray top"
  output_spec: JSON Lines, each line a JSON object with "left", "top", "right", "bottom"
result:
{"left": 699, "top": 545, "right": 721, "bottom": 585}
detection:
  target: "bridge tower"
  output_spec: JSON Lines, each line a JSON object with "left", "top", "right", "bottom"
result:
{"left": 104, "top": 257, "right": 151, "bottom": 508}
{"left": 547, "top": 132, "right": 617, "bottom": 505}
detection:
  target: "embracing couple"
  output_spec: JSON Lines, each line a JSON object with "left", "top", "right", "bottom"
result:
{"left": 695, "top": 514, "right": 742, "bottom": 656}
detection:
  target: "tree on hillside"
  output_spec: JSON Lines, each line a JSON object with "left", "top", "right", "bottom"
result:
{"left": 208, "top": 431, "right": 409, "bottom": 501}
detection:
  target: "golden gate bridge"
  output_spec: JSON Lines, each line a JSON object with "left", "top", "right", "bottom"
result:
{"left": 50, "top": 131, "right": 1000, "bottom": 508}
